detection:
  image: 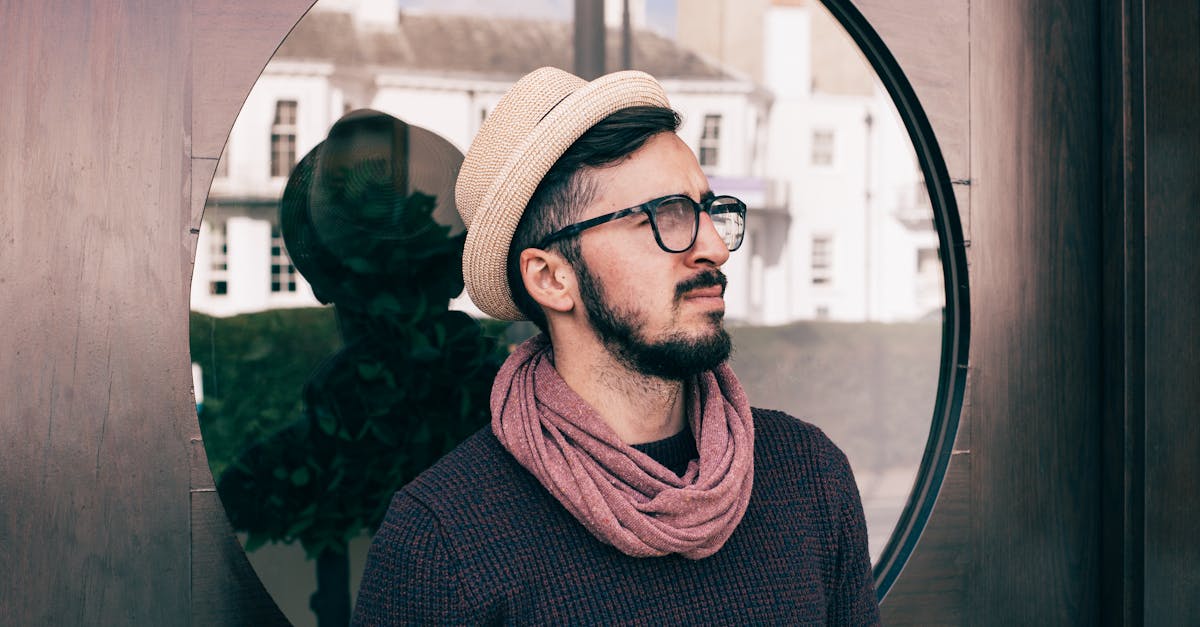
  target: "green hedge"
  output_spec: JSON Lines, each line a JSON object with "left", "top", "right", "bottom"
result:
{"left": 191, "top": 307, "right": 344, "bottom": 478}
{"left": 191, "top": 306, "right": 509, "bottom": 556}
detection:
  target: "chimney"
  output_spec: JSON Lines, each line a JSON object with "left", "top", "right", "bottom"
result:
{"left": 312, "top": 0, "right": 400, "bottom": 30}
{"left": 605, "top": 0, "right": 645, "bottom": 29}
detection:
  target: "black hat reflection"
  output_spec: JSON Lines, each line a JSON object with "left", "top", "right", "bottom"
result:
{"left": 279, "top": 109, "right": 466, "bottom": 311}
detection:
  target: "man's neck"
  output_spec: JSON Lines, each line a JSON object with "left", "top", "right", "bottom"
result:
{"left": 551, "top": 334, "right": 686, "bottom": 445}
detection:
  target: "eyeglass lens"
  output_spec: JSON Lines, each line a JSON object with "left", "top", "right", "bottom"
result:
{"left": 654, "top": 197, "right": 745, "bottom": 252}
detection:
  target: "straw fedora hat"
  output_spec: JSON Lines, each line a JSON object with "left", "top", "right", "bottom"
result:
{"left": 456, "top": 66, "right": 671, "bottom": 320}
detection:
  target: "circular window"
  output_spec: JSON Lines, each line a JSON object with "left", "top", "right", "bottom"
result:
{"left": 814, "top": 0, "right": 969, "bottom": 594}
{"left": 190, "top": 0, "right": 968, "bottom": 621}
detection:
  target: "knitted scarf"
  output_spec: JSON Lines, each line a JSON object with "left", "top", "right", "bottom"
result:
{"left": 491, "top": 334, "right": 755, "bottom": 559}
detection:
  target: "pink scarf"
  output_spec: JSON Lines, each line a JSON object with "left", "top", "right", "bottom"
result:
{"left": 491, "top": 335, "right": 755, "bottom": 559}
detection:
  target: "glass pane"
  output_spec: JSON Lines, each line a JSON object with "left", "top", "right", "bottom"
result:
{"left": 683, "top": 0, "right": 943, "bottom": 564}
{"left": 192, "top": 0, "right": 946, "bottom": 623}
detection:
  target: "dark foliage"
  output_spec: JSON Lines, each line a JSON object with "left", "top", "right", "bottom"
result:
{"left": 212, "top": 308, "right": 504, "bottom": 557}
{"left": 194, "top": 190, "right": 509, "bottom": 560}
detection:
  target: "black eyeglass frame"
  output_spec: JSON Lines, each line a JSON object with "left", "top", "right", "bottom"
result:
{"left": 535, "top": 193, "right": 747, "bottom": 253}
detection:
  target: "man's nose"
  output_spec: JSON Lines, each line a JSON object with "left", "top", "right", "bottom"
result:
{"left": 686, "top": 212, "right": 731, "bottom": 267}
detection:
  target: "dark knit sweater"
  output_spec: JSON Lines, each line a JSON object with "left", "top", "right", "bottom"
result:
{"left": 352, "top": 408, "right": 880, "bottom": 626}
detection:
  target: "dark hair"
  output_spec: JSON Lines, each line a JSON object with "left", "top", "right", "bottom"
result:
{"left": 507, "top": 105, "right": 682, "bottom": 332}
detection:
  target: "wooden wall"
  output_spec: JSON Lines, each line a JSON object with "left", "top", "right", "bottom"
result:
{"left": 1, "top": 3, "right": 193, "bottom": 623}
{"left": 0, "top": 1, "right": 306, "bottom": 623}
{"left": 0, "top": 1, "right": 1195, "bottom": 624}
{"left": 1139, "top": 1, "right": 1200, "bottom": 624}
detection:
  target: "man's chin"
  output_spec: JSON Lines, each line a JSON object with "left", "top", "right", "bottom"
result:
{"left": 617, "top": 327, "right": 733, "bottom": 381}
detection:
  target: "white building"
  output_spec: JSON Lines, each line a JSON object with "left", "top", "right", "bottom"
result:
{"left": 192, "top": 0, "right": 781, "bottom": 321}
{"left": 679, "top": 0, "right": 944, "bottom": 323}
{"left": 193, "top": 0, "right": 940, "bottom": 325}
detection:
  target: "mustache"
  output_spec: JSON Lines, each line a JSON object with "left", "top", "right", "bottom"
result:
{"left": 675, "top": 270, "right": 727, "bottom": 300}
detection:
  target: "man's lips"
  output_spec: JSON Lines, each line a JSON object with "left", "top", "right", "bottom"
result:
{"left": 675, "top": 271, "right": 727, "bottom": 313}
{"left": 682, "top": 285, "right": 724, "bottom": 299}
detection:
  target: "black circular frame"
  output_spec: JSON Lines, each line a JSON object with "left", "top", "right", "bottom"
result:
{"left": 817, "top": 0, "right": 971, "bottom": 600}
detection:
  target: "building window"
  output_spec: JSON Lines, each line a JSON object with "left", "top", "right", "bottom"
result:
{"left": 270, "top": 224, "right": 297, "bottom": 293}
{"left": 209, "top": 221, "right": 228, "bottom": 296}
{"left": 917, "top": 247, "right": 940, "bottom": 273}
{"left": 699, "top": 114, "right": 721, "bottom": 167}
{"left": 811, "top": 235, "right": 832, "bottom": 285}
{"left": 811, "top": 129, "right": 835, "bottom": 166}
{"left": 270, "top": 100, "right": 298, "bottom": 178}
{"left": 815, "top": 305, "right": 830, "bottom": 319}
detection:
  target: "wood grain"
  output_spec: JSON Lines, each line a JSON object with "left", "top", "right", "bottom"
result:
{"left": 0, "top": 1, "right": 193, "bottom": 623}
{"left": 191, "top": 490, "right": 291, "bottom": 626}
{"left": 187, "top": 0, "right": 317, "bottom": 622}
{"left": 968, "top": 3, "right": 1102, "bottom": 624}
{"left": 1098, "top": 0, "right": 1145, "bottom": 623}
{"left": 880, "top": 451, "right": 969, "bottom": 625}
{"left": 1142, "top": 0, "right": 1200, "bottom": 623}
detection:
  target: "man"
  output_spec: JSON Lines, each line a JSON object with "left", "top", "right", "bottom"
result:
{"left": 353, "top": 67, "right": 879, "bottom": 625}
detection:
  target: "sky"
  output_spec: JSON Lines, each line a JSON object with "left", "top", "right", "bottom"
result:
{"left": 395, "top": 0, "right": 678, "bottom": 36}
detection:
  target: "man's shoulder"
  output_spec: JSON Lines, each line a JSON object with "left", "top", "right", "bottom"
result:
{"left": 398, "top": 425, "right": 530, "bottom": 509}
{"left": 750, "top": 407, "right": 838, "bottom": 450}
{"left": 749, "top": 406, "right": 853, "bottom": 477}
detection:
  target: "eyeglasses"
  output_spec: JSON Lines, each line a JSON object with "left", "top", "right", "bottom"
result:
{"left": 536, "top": 193, "right": 747, "bottom": 253}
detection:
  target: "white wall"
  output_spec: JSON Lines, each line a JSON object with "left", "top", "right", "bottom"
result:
{"left": 667, "top": 83, "right": 765, "bottom": 178}
{"left": 210, "top": 62, "right": 338, "bottom": 201}
{"left": 371, "top": 76, "right": 513, "bottom": 153}
{"left": 192, "top": 217, "right": 317, "bottom": 317}
{"left": 761, "top": 3, "right": 939, "bottom": 324}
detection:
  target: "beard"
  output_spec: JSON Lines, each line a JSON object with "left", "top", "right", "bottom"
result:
{"left": 575, "top": 263, "right": 732, "bottom": 381}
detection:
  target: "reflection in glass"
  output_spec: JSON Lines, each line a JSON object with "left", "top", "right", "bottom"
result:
{"left": 191, "top": 0, "right": 943, "bottom": 623}
{"left": 193, "top": 104, "right": 507, "bottom": 626}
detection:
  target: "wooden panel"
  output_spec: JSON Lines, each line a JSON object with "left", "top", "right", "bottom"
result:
{"left": 192, "top": 0, "right": 318, "bottom": 159}
{"left": 968, "top": 3, "right": 1102, "bottom": 624}
{"left": 188, "top": 0, "right": 316, "bottom": 621}
{"left": 187, "top": 157, "right": 218, "bottom": 300}
{"left": 1098, "top": 0, "right": 1145, "bottom": 623}
{"left": 880, "top": 451, "right": 969, "bottom": 625}
{"left": 1142, "top": 0, "right": 1200, "bottom": 624}
{"left": 192, "top": 490, "right": 291, "bottom": 626}
{"left": 0, "top": 1, "right": 194, "bottom": 623}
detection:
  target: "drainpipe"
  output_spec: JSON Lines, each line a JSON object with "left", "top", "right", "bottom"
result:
{"left": 863, "top": 109, "right": 874, "bottom": 321}
{"left": 621, "top": 0, "right": 632, "bottom": 69}
{"left": 574, "top": 0, "right": 606, "bottom": 79}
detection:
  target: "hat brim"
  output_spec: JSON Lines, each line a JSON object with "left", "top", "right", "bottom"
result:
{"left": 461, "top": 70, "right": 670, "bottom": 320}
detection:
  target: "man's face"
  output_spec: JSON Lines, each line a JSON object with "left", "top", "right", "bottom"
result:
{"left": 571, "top": 132, "right": 733, "bottom": 380}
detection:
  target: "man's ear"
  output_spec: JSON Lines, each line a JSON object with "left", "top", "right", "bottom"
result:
{"left": 518, "top": 247, "right": 576, "bottom": 315}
